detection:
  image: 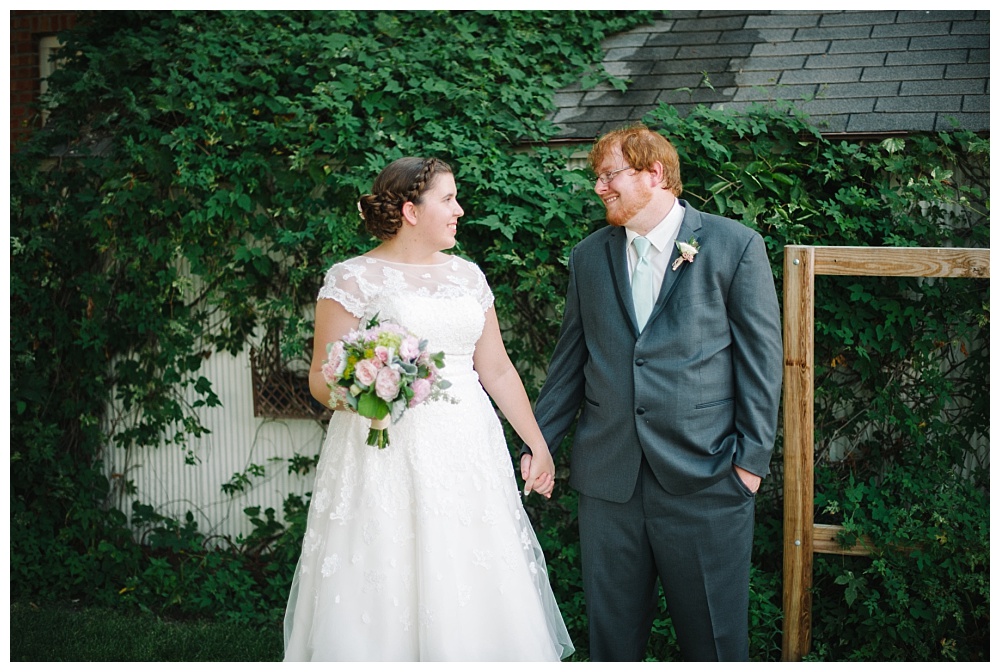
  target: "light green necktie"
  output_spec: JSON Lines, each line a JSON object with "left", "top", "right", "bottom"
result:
{"left": 632, "top": 236, "right": 654, "bottom": 331}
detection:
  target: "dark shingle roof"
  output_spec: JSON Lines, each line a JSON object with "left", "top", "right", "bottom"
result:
{"left": 552, "top": 10, "right": 990, "bottom": 139}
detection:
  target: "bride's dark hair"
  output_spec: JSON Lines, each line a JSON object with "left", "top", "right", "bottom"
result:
{"left": 358, "top": 157, "right": 453, "bottom": 240}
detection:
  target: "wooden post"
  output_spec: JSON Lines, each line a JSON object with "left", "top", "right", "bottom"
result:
{"left": 781, "top": 246, "right": 815, "bottom": 661}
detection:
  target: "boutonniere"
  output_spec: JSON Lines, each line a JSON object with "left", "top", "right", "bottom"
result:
{"left": 671, "top": 238, "right": 700, "bottom": 271}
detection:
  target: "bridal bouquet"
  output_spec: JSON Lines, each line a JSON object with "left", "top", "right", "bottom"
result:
{"left": 322, "top": 315, "right": 451, "bottom": 449}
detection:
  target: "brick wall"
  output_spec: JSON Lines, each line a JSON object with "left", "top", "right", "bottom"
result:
{"left": 10, "top": 10, "right": 78, "bottom": 152}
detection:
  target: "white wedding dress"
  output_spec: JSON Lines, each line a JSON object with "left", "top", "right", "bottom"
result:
{"left": 283, "top": 255, "right": 574, "bottom": 662}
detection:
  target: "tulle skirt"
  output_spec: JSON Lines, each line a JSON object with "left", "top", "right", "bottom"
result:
{"left": 283, "top": 367, "right": 574, "bottom": 661}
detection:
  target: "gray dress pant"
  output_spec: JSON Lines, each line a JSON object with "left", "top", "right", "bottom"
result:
{"left": 578, "top": 455, "right": 755, "bottom": 661}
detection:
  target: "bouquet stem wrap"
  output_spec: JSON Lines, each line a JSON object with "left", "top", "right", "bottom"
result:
{"left": 367, "top": 416, "right": 390, "bottom": 448}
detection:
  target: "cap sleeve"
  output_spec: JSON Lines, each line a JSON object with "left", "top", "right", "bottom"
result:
{"left": 316, "top": 260, "right": 368, "bottom": 318}
{"left": 467, "top": 259, "right": 495, "bottom": 312}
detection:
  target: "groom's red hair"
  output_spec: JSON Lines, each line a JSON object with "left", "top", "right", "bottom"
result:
{"left": 589, "top": 124, "right": 684, "bottom": 197}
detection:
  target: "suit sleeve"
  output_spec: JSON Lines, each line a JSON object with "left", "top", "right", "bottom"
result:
{"left": 727, "top": 233, "right": 783, "bottom": 478}
{"left": 523, "top": 246, "right": 589, "bottom": 458}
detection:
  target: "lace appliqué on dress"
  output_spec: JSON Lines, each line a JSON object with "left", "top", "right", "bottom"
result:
{"left": 317, "top": 255, "right": 494, "bottom": 319}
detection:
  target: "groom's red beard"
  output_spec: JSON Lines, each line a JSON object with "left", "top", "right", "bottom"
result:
{"left": 603, "top": 189, "right": 652, "bottom": 227}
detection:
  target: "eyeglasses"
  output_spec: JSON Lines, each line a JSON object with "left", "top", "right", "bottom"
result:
{"left": 596, "top": 166, "right": 632, "bottom": 184}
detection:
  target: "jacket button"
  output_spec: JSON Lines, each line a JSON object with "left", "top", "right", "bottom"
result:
{"left": 636, "top": 407, "right": 646, "bottom": 415}
{"left": 635, "top": 358, "right": 646, "bottom": 366}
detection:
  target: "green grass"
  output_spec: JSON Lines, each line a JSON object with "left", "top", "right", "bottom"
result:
{"left": 10, "top": 602, "right": 283, "bottom": 662}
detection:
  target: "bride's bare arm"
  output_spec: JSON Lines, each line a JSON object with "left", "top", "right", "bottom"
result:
{"left": 309, "top": 298, "right": 361, "bottom": 409}
{"left": 473, "top": 306, "right": 555, "bottom": 498}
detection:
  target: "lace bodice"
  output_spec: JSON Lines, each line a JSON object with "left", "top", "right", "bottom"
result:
{"left": 318, "top": 255, "right": 494, "bottom": 359}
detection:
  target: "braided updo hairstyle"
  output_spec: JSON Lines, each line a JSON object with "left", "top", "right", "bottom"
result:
{"left": 357, "top": 157, "right": 453, "bottom": 240}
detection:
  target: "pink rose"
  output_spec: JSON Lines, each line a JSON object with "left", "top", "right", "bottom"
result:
{"left": 374, "top": 366, "right": 402, "bottom": 401}
{"left": 409, "top": 377, "right": 432, "bottom": 407}
{"left": 374, "top": 345, "right": 391, "bottom": 364}
{"left": 398, "top": 336, "right": 421, "bottom": 362}
{"left": 326, "top": 341, "right": 345, "bottom": 376}
{"left": 354, "top": 358, "right": 379, "bottom": 387}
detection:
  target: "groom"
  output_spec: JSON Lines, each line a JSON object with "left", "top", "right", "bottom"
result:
{"left": 523, "top": 124, "right": 782, "bottom": 661}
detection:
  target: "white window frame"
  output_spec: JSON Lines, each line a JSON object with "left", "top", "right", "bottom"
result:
{"left": 38, "top": 35, "right": 63, "bottom": 125}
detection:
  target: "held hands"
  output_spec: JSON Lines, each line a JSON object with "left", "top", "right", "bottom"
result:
{"left": 520, "top": 449, "right": 556, "bottom": 499}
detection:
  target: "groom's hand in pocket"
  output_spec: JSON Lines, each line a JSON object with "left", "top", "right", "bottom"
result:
{"left": 733, "top": 464, "right": 761, "bottom": 493}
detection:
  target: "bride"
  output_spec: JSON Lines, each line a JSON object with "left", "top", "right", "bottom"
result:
{"left": 282, "top": 156, "right": 574, "bottom": 661}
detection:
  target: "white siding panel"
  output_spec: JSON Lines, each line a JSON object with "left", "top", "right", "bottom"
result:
{"left": 104, "top": 348, "right": 325, "bottom": 542}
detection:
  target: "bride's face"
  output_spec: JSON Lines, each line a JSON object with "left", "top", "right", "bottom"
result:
{"left": 411, "top": 172, "right": 464, "bottom": 250}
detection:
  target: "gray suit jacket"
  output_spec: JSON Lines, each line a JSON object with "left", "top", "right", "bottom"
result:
{"left": 532, "top": 200, "right": 783, "bottom": 501}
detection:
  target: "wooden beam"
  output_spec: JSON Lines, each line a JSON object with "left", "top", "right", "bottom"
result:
{"left": 812, "top": 524, "right": 873, "bottom": 557}
{"left": 812, "top": 246, "right": 989, "bottom": 278}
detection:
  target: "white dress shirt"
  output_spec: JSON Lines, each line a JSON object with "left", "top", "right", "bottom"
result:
{"left": 625, "top": 200, "right": 686, "bottom": 300}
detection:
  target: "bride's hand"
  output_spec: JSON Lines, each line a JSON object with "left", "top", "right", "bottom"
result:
{"left": 520, "top": 449, "right": 556, "bottom": 499}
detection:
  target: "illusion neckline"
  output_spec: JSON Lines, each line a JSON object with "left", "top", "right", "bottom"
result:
{"left": 360, "top": 254, "right": 456, "bottom": 267}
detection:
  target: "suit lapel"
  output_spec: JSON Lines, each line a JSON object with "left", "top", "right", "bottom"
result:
{"left": 647, "top": 203, "right": 702, "bottom": 325}
{"left": 605, "top": 227, "right": 641, "bottom": 333}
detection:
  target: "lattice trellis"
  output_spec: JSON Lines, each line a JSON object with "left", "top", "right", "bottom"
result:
{"left": 250, "top": 332, "right": 331, "bottom": 421}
